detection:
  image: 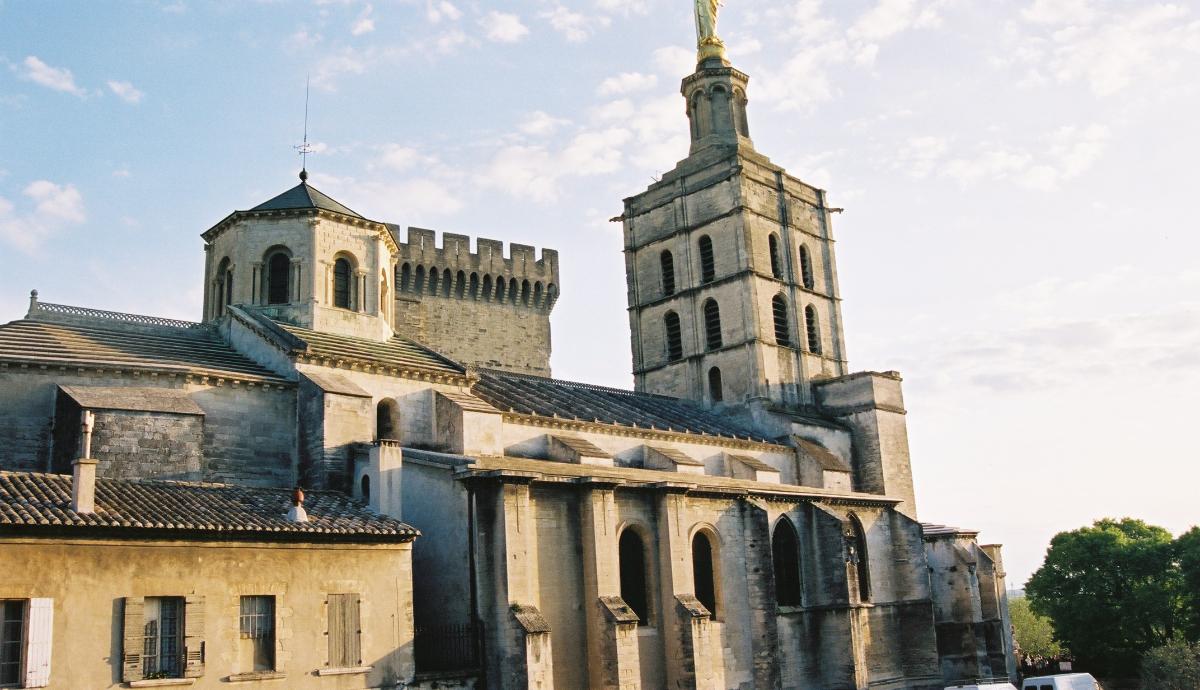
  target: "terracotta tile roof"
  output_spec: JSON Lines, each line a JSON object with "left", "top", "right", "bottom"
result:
{"left": 0, "top": 471, "right": 416, "bottom": 542}
{"left": 471, "top": 369, "right": 774, "bottom": 443}
{"left": 0, "top": 309, "right": 286, "bottom": 383}
{"left": 270, "top": 319, "right": 465, "bottom": 377}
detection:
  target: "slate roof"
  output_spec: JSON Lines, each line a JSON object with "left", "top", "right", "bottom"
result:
{"left": 269, "top": 319, "right": 465, "bottom": 376}
{"left": 471, "top": 369, "right": 775, "bottom": 443}
{"left": 793, "top": 437, "right": 851, "bottom": 472}
{"left": 550, "top": 435, "right": 612, "bottom": 458}
{"left": 0, "top": 471, "right": 417, "bottom": 542}
{"left": 0, "top": 311, "right": 287, "bottom": 383}
{"left": 921, "top": 522, "right": 980, "bottom": 539}
{"left": 727, "top": 454, "right": 778, "bottom": 472}
{"left": 249, "top": 180, "right": 364, "bottom": 219}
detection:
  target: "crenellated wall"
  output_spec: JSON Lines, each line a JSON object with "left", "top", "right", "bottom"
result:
{"left": 392, "top": 227, "right": 560, "bottom": 376}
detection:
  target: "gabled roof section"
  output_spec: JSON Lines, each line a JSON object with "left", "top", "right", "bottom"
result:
{"left": 0, "top": 471, "right": 417, "bottom": 542}
{"left": 250, "top": 180, "right": 364, "bottom": 219}
{"left": 0, "top": 302, "right": 289, "bottom": 384}
{"left": 471, "top": 369, "right": 776, "bottom": 444}
{"left": 263, "top": 316, "right": 467, "bottom": 379}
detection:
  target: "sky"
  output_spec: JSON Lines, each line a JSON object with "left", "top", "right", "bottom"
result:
{"left": 1, "top": 0, "right": 1198, "bottom": 587}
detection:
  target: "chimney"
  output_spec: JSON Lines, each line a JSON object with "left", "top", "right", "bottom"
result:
{"left": 72, "top": 410, "right": 97, "bottom": 514}
{"left": 287, "top": 486, "right": 308, "bottom": 523}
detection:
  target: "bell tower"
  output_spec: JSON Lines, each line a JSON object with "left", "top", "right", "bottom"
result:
{"left": 620, "top": 40, "right": 848, "bottom": 408}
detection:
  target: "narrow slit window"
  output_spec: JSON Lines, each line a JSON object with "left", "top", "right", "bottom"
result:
{"left": 660, "top": 250, "right": 676, "bottom": 296}
{"left": 692, "top": 532, "right": 718, "bottom": 617}
{"left": 703, "top": 299, "right": 722, "bottom": 350}
{"left": 708, "top": 367, "right": 723, "bottom": 402}
{"left": 772, "top": 294, "right": 791, "bottom": 346}
{"left": 698, "top": 235, "right": 715, "bottom": 283}
{"left": 847, "top": 515, "right": 871, "bottom": 602}
{"left": 664, "top": 311, "right": 683, "bottom": 361}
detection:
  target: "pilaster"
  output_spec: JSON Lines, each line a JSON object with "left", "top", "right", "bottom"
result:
{"left": 580, "top": 479, "right": 641, "bottom": 690}
{"left": 654, "top": 486, "right": 718, "bottom": 690}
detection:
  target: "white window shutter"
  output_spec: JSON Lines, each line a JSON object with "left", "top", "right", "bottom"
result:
{"left": 24, "top": 598, "right": 53, "bottom": 688}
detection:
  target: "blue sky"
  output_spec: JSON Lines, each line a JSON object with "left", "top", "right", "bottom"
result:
{"left": 2, "top": 0, "right": 1198, "bottom": 586}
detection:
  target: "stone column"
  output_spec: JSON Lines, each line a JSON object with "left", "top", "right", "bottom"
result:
{"left": 653, "top": 483, "right": 718, "bottom": 690}
{"left": 251, "top": 262, "right": 262, "bottom": 305}
{"left": 291, "top": 259, "right": 303, "bottom": 304}
{"left": 579, "top": 478, "right": 641, "bottom": 690}
{"left": 739, "top": 499, "right": 782, "bottom": 690}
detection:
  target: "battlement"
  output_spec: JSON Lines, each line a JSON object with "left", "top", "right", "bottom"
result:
{"left": 393, "top": 227, "right": 560, "bottom": 311}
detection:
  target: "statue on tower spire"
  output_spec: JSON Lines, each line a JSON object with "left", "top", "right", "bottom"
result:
{"left": 695, "top": 0, "right": 727, "bottom": 63}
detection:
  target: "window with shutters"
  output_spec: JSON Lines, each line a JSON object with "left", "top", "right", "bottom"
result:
{"left": 805, "top": 305, "right": 822, "bottom": 354}
{"left": 703, "top": 299, "right": 722, "bottom": 350}
{"left": 327, "top": 594, "right": 362, "bottom": 669}
{"left": 799, "top": 245, "right": 815, "bottom": 290}
{"left": 772, "top": 294, "right": 791, "bottom": 346}
{"left": 664, "top": 311, "right": 683, "bottom": 361}
{"left": 143, "top": 597, "right": 184, "bottom": 678}
{"left": 0, "top": 600, "right": 23, "bottom": 687}
{"left": 660, "top": 250, "right": 676, "bottom": 296}
{"left": 698, "top": 235, "right": 715, "bottom": 283}
{"left": 239, "top": 596, "right": 275, "bottom": 672}
{"left": 768, "top": 234, "right": 783, "bottom": 278}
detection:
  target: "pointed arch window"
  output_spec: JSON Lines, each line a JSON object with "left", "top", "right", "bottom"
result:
{"left": 846, "top": 514, "right": 871, "bottom": 602}
{"left": 772, "top": 518, "right": 802, "bottom": 606}
{"left": 660, "top": 250, "right": 676, "bottom": 296}
{"left": 664, "top": 311, "right": 683, "bottom": 361}
{"left": 692, "top": 531, "right": 719, "bottom": 617}
{"left": 703, "top": 299, "right": 722, "bottom": 350}
{"left": 333, "top": 258, "right": 352, "bottom": 309}
{"left": 799, "top": 245, "right": 815, "bottom": 290}
{"left": 804, "top": 305, "right": 821, "bottom": 354}
{"left": 768, "top": 234, "right": 783, "bottom": 279}
{"left": 708, "top": 367, "right": 723, "bottom": 402}
{"left": 772, "top": 294, "right": 791, "bottom": 346}
{"left": 698, "top": 235, "right": 715, "bottom": 284}
{"left": 619, "top": 529, "right": 651, "bottom": 625}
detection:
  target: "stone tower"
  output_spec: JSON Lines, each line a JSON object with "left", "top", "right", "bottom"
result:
{"left": 621, "top": 55, "right": 848, "bottom": 407}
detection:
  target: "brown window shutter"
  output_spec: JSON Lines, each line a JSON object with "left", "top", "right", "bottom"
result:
{"left": 121, "top": 597, "right": 144, "bottom": 683}
{"left": 183, "top": 595, "right": 205, "bottom": 678}
{"left": 347, "top": 593, "right": 361, "bottom": 666}
{"left": 327, "top": 593, "right": 362, "bottom": 668}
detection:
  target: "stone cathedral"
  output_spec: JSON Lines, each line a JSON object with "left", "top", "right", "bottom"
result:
{"left": 0, "top": 9, "right": 1015, "bottom": 690}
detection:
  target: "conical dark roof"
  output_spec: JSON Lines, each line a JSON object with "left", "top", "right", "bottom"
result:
{"left": 250, "top": 175, "right": 364, "bottom": 219}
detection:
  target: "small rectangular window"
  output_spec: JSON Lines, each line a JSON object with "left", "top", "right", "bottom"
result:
{"left": 143, "top": 597, "right": 185, "bottom": 679}
{"left": 0, "top": 600, "right": 24, "bottom": 686}
{"left": 327, "top": 594, "right": 361, "bottom": 669}
{"left": 239, "top": 596, "right": 275, "bottom": 672}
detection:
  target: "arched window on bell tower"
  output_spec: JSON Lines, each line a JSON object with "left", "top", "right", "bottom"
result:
{"left": 768, "top": 234, "right": 783, "bottom": 279}
{"left": 799, "top": 245, "right": 815, "bottom": 290}
{"left": 265, "top": 250, "right": 292, "bottom": 305}
{"left": 664, "top": 311, "right": 683, "bottom": 362}
{"left": 333, "top": 257, "right": 353, "bottom": 309}
{"left": 772, "top": 294, "right": 791, "bottom": 346}
{"left": 804, "top": 305, "right": 821, "bottom": 354}
{"left": 698, "top": 235, "right": 715, "bottom": 284}
{"left": 703, "top": 299, "right": 722, "bottom": 350}
{"left": 707, "top": 366, "right": 723, "bottom": 402}
{"left": 660, "top": 250, "right": 676, "bottom": 296}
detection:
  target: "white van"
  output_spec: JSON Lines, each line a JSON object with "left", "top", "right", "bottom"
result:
{"left": 945, "top": 682, "right": 1018, "bottom": 690}
{"left": 1021, "top": 673, "right": 1101, "bottom": 690}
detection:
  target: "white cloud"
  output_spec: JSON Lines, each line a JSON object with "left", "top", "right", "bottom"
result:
{"left": 106, "top": 80, "right": 144, "bottom": 104}
{"left": 597, "top": 71, "right": 657, "bottom": 96}
{"left": 352, "top": 5, "right": 375, "bottom": 36}
{"left": 895, "top": 135, "right": 949, "bottom": 178}
{"left": 541, "top": 5, "right": 609, "bottom": 42}
{"left": 311, "top": 172, "right": 463, "bottom": 221}
{"left": 19, "top": 56, "right": 86, "bottom": 97}
{"left": 112, "top": 168, "right": 132, "bottom": 178}
{"left": 482, "top": 11, "right": 530, "bottom": 43}
{"left": 0, "top": 180, "right": 86, "bottom": 252}
{"left": 596, "top": 0, "right": 649, "bottom": 15}
{"left": 311, "top": 49, "right": 368, "bottom": 91}
{"left": 286, "top": 29, "right": 323, "bottom": 50}
{"left": 928, "top": 123, "right": 1109, "bottom": 190}
{"left": 426, "top": 0, "right": 462, "bottom": 24}
{"left": 1021, "top": 0, "right": 1095, "bottom": 26}
{"left": 651, "top": 46, "right": 694, "bottom": 77}
{"left": 434, "top": 28, "right": 468, "bottom": 53}
{"left": 520, "top": 111, "right": 571, "bottom": 136}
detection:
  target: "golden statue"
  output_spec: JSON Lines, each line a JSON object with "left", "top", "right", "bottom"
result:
{"left": 695, "top": 0, "right": 726, "bottom": 62}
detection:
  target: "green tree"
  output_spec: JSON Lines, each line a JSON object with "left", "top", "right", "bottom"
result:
{"left": 1140, "top": 640, "right": 1200, "bottom": 690}
{"left": 1179, "top": 527, "right": 1200, "bottom": 640}
{"left": 1025, "top": 518, "right": 1184, "bottom": 675}
{"left": 1009, "top": 597, "right": 1064, "bottom": 659}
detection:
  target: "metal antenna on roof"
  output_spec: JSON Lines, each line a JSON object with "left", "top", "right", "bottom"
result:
{"left": 294, "top": 75, "right": 313, "bottom": 182}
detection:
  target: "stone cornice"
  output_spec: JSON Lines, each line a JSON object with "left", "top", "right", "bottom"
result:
{"left": 498, "top": 410, "right": 788, "bottom": 452}
{"left": 202, "top": 208, "right": 400, "bottom": 254}
{"left": 0, "top": 360, "right": 293, "bottom": 389}
{"left": 293, "top": 353, "right": 475, "bottom": 387}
